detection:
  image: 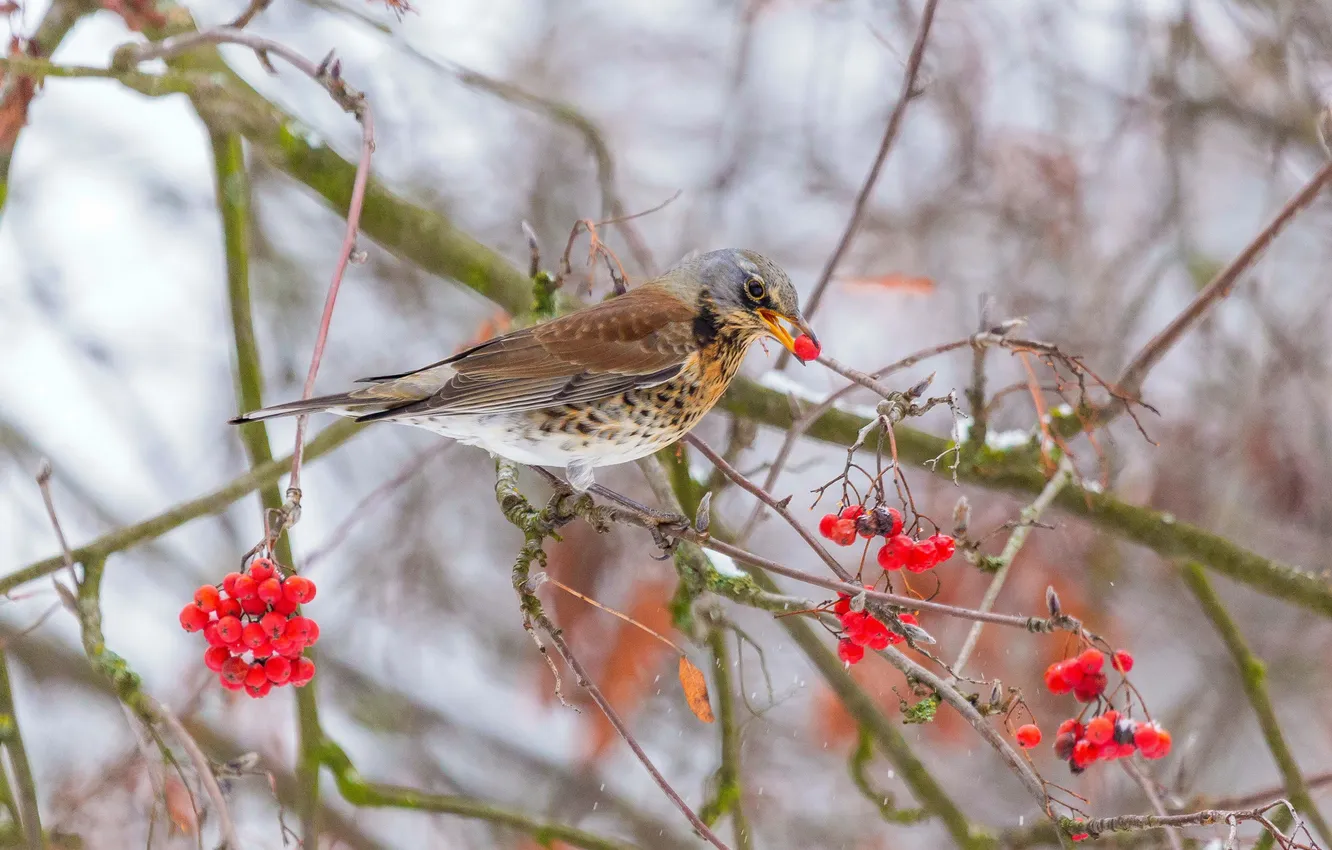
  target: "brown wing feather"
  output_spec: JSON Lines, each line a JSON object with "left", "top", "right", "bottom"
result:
{"left": 356, "top": 285, "right": 698, "bottom": 421}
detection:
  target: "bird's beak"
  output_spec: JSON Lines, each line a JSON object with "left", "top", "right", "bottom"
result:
{"left": 758, "top": 309, "right": 818, "bottom": 357}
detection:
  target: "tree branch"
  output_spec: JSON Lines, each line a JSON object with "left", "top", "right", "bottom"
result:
{"left": 1180, "top": 562, "right": 1331, "bottom": 844}
{"left": 0, "top": 651, "right": 41, "bottom": 849}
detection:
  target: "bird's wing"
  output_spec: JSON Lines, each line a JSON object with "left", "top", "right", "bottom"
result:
{"left": 354, "top": 284, "right": 698, "bottom": 420}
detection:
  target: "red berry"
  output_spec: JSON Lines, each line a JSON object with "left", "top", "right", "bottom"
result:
{"left": 220, "top": 656, "right": 249, "bottom": 686}
{"left": 1056, "top": 718, "right": 1083, "bottom": 738}
{"left": 1071, "top": 739, "right": 1099, "bottom": 769}
{"left": 1044, "top": 662, "right": 1073, "bottom": 695}
{"left": 222, "top": 572, "right": 243, "bottom": 597}
{"left": 179, "top": 604, "right": 209, "bottom": 632}
{"left": 290, "top": 657, "right": 316, "bottom": 687}
{"left": 257, "top": 577, "right": 283, "bottom": 605}
{"left": 259, "top": 611, "right": 288, "bottom": 640}
{"left": 1112, "top": 649, "right": 1134, "bottom": 673}
{"left": 231, "top": 574, "right": 257, "bottom": 600}
{"left": 285, "top": 616, "right": 315, "bottom": 643}
{"left": 882, "top": 508, "right": 903, "bottom": 537}
{"left": 1143, "top": 729, "right": 1171, "bottom": 760}
{"left": 215, "top": 616, "right": 243, "bottom": 645}
{"left": 265, "top": 656, "right": 292, "bottom": 684}
{"left": 833, "top": 594, "right": 851, "bottom": 616}
{"left": 277, "top": 639, "right": 304, "bottom": 659}
{"left": 904, "top": 539, "right": 938, "bottom": 573}
{"left": 927, "top": 534, "right": 956, "bottom": 561}
{"left": 244, "top": 663, "right": 268, "bottom": 689}
{"left": 283, "top": 575, "right": 316, "bottom": 604}
{"left": 241, "top": 622, "right": 267, "bottom": 649}
{"left": 241, "top": 596, "right": 268, "bottom": 616}
{"left": 245, "top": 679, "right": 273, "bottom": 699}
{"left": 272, "top": 596, "right": 299, "bottom": 616}
{"left": 841, "top": 611, "right": 871, "bottom": 646}
{"left": 864, "top": 618, "right": 892, "bottom": 651}
{"left": 193, "top": 585, "right": 220, "bottom": 613}
{"left": 1076, "top": 648, "right": 1105, "bottom": 675}
{"left": 877, "top": 535, "right": 912, "bottom": 571}
{"left": 828, "top": 518, "right": 857, "bottom": 546}
{"left": 818, "top": 514, "right": 838, "bottom": 539}
{"left": 216, "top": 597, "right": 242, "bottom": 619}
{"left": 203, "top": 646, "right": 230, "bottom": 672}
{"left": 305, "top": 620, "right": 320, "bottom": 645}
{"left": 248, "top": 557, "right": 275, "bottom": 582}
{"left": 1015, "top": 724, "right": 1041, "bottom": 748}
{"left": 792, "top": 334, "right": 820, "bottom": 362}
{"left": 252, "top": 640, "right": 274, "bottom": 659}
{"left": 1071, "top": 833, "right": 1089, "bottom": 842}
{"left": 837, "top": 638, "right": 865, "bottom": 665}
{"left": 1084, "top": 716, "right": 1114, "bottom": 746}
{"left": 203, "top": 623, "right": 229, "bottom": 648}
{"left": 1072, "top": 672, "right": 1107, "bottom": 703}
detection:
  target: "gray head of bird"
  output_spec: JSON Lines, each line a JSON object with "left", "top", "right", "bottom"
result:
{"left": 667, "top": 248, "right": 818, "bottom": 357}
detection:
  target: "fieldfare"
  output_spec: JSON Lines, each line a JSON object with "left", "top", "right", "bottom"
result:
{"left": 233, "top": 248, "right": 816, "bottom": 493}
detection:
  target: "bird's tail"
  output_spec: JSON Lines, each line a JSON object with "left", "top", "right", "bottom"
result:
{"left": 229, "top": 393, "right": 379, "bottom": 424}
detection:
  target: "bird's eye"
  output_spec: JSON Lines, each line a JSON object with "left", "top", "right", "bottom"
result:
{"left": 745, "top": 276, "right": 766, "bottom": 302}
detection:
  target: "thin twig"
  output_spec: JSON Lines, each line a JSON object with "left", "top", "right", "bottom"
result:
{"left": 799, "top": 0, "right": 942, "bottom": 321}
{"left": 685, "top": 434, "right": 854, "bottom": 583}
{"left": 951, "top": 457, "right": 1074, "bottom": 678}
{"left": 1120, "top": 760, "right": 1185, "bottom": 850}
{"left": 150, "top": 699, "right": 243, "bottom": 850}
{"left": 35, "top": 461, "right": 77, "bottom": 585}
{"left": 125, "top": 26, "right": 376, "bottom": 516}
{"left": 1113, "top": 161, "right": 1332, "bottom": 410}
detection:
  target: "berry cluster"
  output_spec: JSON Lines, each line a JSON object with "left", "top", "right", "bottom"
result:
{"left": 1053, "top": 712, "right": 1171, "bottom": 770}
{"left": 832, "top": 590, "right": 919, "bottom": 665}
{"left": 817, "top": 505, "right": 956, "bottom": 573}
{"left": 178, "top": 557, "right": 319, "bottom": 698}
{"left": 792, "top": 334, "right": 821, "bottom": 363}
{"left": 1037, "top": 648, "right": 1171, "bottom": 773}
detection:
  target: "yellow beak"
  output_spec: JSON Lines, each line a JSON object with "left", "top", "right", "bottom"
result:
{"left": 758, "top": 309, "right": 818, "bottom": 357}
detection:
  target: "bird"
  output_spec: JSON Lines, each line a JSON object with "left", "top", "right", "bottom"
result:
{"left": 232, "top": 248, "right": 817, "bottom": 497}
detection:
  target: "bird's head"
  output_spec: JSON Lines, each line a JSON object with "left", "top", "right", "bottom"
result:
{"left": 678, "top": 248, "right": 818, "bottom": 359}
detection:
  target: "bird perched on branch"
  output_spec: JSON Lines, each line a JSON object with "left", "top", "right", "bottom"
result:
{"left": 233, "top": 248, "right": 817, "bottom": 495}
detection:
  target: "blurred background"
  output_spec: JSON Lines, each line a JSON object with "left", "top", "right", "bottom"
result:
{"left": 3, "top": 0, "right": 1332, "bottom": 846}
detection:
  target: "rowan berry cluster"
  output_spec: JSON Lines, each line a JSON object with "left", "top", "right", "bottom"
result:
{"left": 1037, "top": 648, "right": 1171, "bottom": 773}
{"left": 178, "top": 557, "right": 319, "bottom": 698}
{"left": 817, "top": 505, "right": 956, "bottom": 573}
{"left": 832, "top": 590, "right": 919, "bottom": 665}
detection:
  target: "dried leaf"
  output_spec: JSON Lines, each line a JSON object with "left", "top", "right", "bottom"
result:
{"left": 839, "top": 274, "right": 935, "bottom": 294}
{"left": 163, "top": 775, "right": 198, "bottom": 835}
{"left": 677, "top": 656, "right": 714, "bottom": 723}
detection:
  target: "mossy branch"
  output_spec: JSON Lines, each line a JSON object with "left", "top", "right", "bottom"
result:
{"left": 1180, "top": 562, "right": 1330, "bottom": 845}
{"left": 208, "top": 124, "right": 324, "bottom": 842}
{"left": 0, "top": 651, "right": 41, "bottom": 849}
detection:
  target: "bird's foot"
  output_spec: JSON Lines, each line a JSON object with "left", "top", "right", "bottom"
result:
{"left": 588, "top": 484, "right": 690, "bottom": 554}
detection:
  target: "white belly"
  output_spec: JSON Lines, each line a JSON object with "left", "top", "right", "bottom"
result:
{"left": 396, "top": 412, "right": 674, "bottom": 470}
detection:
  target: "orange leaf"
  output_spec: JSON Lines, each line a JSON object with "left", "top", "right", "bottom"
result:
{"left": 164, "top": 775, "right": 198, "bottom": 835}
{"left": 839, "top": 274, "right": 935, "bottom": 294}
{"left": 678, "top": 656, "right": 714, "bottom": 723}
